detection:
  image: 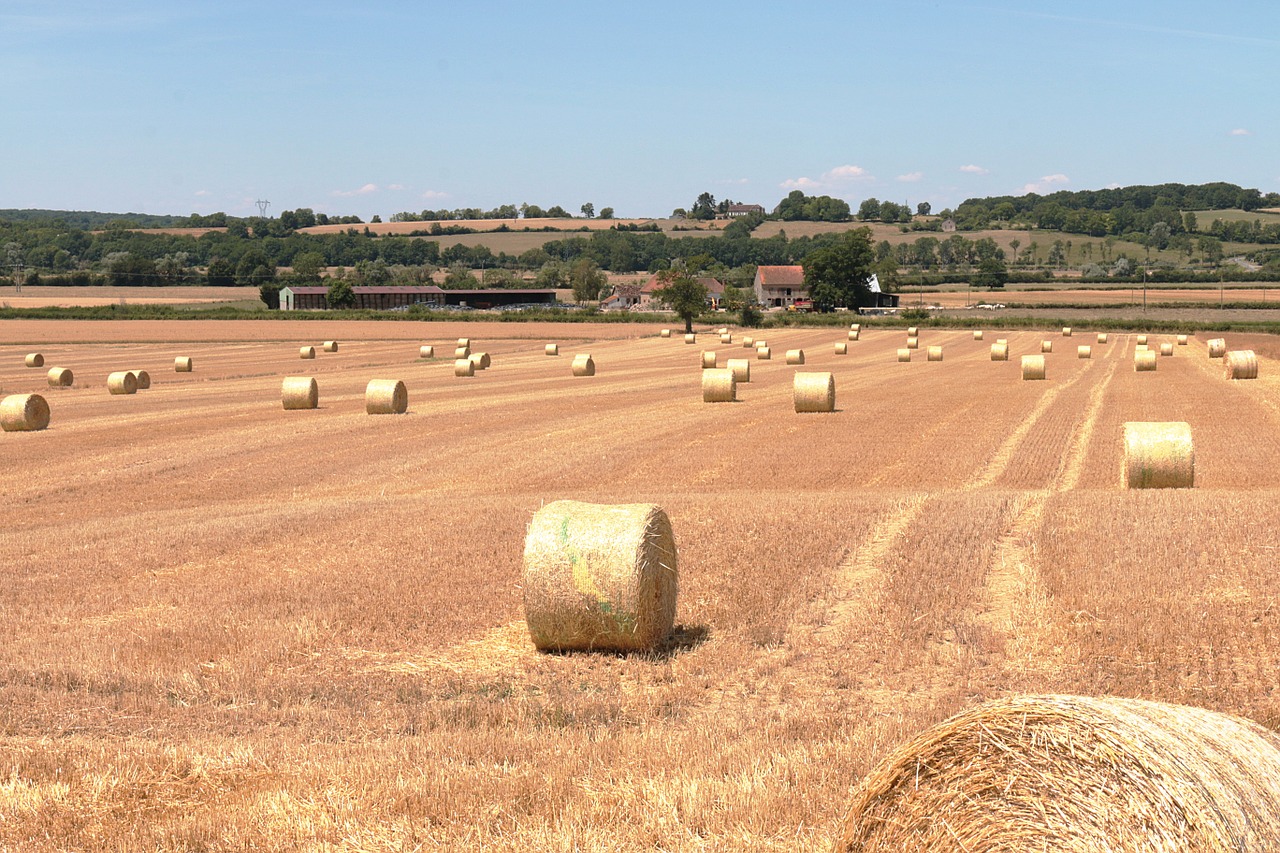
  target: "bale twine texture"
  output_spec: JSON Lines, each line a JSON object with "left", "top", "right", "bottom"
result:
{"left": 660, "top": 329, "right": 671, "bottom": 338}
{"left": 1137, "top": 334, "right": 1149, "bottom": 346}
{"left": 454, "top": 346, "right": 470, "bottom": 360}
{"left": 107, "top": 371, "right": 137, "bottom": 395}
{"left": 0, "top": 394, "right": 50, "bottom": 432}
{"left": 523, "top": 500, "right": 678, "bottom": 653}
{"left": 1063, "top": 326, "right": 1072, "bottom": 336}
{"left": 420, "top": 345, "right": 435, "bottom": 359}
{"left": 128, "top": 370, "right": 150, "bottom": 390}
{"left": 756, "top": 347, "right": 771, "bottom": 360}
{"left": 46, "top": 367, "right": 73, "bottom": 387}
{"left": 1178, "top": 334, "right": 1189, "bottom": 345}
{"left": 1135, "top": 350, "right": 1158, "bottom": 372}
{"left": 1021, "top": 355, "right": 1046, "bottom": 380}
{"left": 300, "top": 346, "right": 316, "bottom": 359}
{"left": 897, "top": 348, "right": 911, "bottom": 362}
{"left": 571, "top": 354, "right": 595, "bottom": 376}
{"left": 720, "top": 333, "right": 732, "bottom": 344}
{"left": 927, "top": 346, "right": 943, "bottom": 362}
{"left": 323, "top": 340, "right": 338, "bottom": 353}
{"left": 990, "top": 343, "right": 1009, "bottom": 361}
{"left": 1160, "top": 342, "right": 1174, "bottom": 357}
{"left": 1123, "top": 421, "right": 1194, "bottom": 488}
{"left": 1077, "top": 345, "right": 1092, "bottom": 359}
{"left": 24, "top": 353, "right": 44, "bottom": 368}
{"left": 684, "top": 333, "right": 696, "bottom": 344}
{"left": 701, "top": 368, "right": 736, "bottom": 403}
{"left": 835, "top": 342, "right": 848, "bottom": 355}
{"left": 1098, "top": 333, "right": 1109, "bottom": 344}
{"left": 365, "top": 379, "right": 408, "bottom": 415}
{"left": 793, "top": 371, "right": 835, "bottom": 413}
{"left": 848, "top": 330, "right": 860, "bottom": 341}
{"left": 1208, "top": 338, "right": 1227, "bottom": 358}
{"left": 1224, "top": 350, "right": 1258, "bottom": 380}
{"left": 907, "top": 326, "right": 918, "bottom": 336}
{"left": 1041, "top": 340, "right": 1054, "bottom": 353}
{"left": 454, "top": 358, "right": 475, "bottom": 377}
{"left": 906, "top": 337, "right": 919, "bottom": 349}
{"left": 544, "top": 344, "right": 558, "bottom": 356}
{"left": 281, "top": 377, "right": 319, "bottom": 410}
{"left": 469, "top": 352, "right": 491, "bottom": 370}
{"left": 701, "top": 351, "right": 718, "bottom": 370}
{"left": 973, "top": 330, "right": 984, "bottom": 340}
{"left": 726, "top": 358, "right": 751, "bottom": 383}
{"left": 833, "top": 694, "right": 1280, "bottom": 853}
{"left": 174, "top": 357, "right": 193, "bottom": 372}
{"left": 786, "top": 349, "right": 806, "bottom": 365}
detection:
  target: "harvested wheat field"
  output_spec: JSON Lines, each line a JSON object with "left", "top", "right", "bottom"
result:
{"left": 3, "top": 320, "right": 1280, "bottom": 850}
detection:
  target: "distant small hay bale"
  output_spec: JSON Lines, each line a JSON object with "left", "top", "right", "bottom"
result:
{"left": 990, "top": 343, "right": 1009, "bottom": 361}
{"left": 1160, "top": 342, "right": 1174, "bottom": 357}
{"left": 457, "top": 338, "right": 470, "bottom": 347}
{"left": 1041, "top": 340, "right": 1053, "bottom": 353}
{"left": 996, "top": 338, "right": 1008, "bottom": 345}
{"left": 897, "top": 348, "right": 911, "bottom": 363}
{"left": 469, "top": 352, "right": 491, "bottom": 370}
{"left": 850, "top": 323, "right": 860, "bottom": 332}
{"left": 1224, "top": 350, "right": 1258, "bottom": 380}
{"left": 660, "top": 329, "right": 671, "bottom": 338}
{"left": 720, "top": 333, "right": 733, "bottom": 344}
{"left": 906, "top": 336, "right": 919, "bottom": 349}
{"left": 544, "top": 344, "right": 558, "bottom": 356}
{"left": 927, "top": 346, "right": 943, "bottom": 361}
{"left": 1021, "top": 354, "right": 1046, "bottom": 380}
{"left": 46, "top": 367, "right": 73, "bottom": 387}
{"left": 973, "top": 330, "right": 984, "bottom": 340}
{"left": 726, "top": 358, "right": 751, "bottom": 383}
{"left": 300, "top": 346, "right": 316, "bottom": 359}
{"left": 756, "top": 346, "right": 771, "bottom": 360}
{"left": 24, "top": 353, "right": 44, "bottom": 368}
{"left": 832, "top": 694, "right": 1280, "bottom": 852}
{"left": 0, "top": 394, "right": 50, "bottom": 432}
{"left": 701, "top": 350, "right": 718, "bottom": 369}
{"left": 785, "top": 349, "right": 805, "bottom": 365}
{"left": 1135, "top": 350, "right": 1158, "bottom": 372}
{"left": 1137, "top": 334, "right": 1148, "bottom": 346}
{"left": 323, "top": 340, "right": 338, "bottom": 353}
{"left": 717, "top": 327, "right": 728, "bottom": 335}
{"left": 794, "top": 371, "right": 835, "bottom": 413}
{"left": 523, "top": 500, "right": 678, "bottom": 653}
{"left": 742, "top": 336, "right": 754, "bottom": 348}
{"left": 1062, "top": 326, "right": 1072, "bottom": 336}
{"left": 1097, "top": 333, "right": 1109, "bottom": 344}
{"left": 281, "top": 376, "right": 319, "bottom": 410}
{"left": 1123, "top": 421, "right": 1193, "bottom": 488}
{"left": 419, "top": 345, "right": 435, "bottom": 359}
{"left": 1208, "top": 338, "right": 1227, "bottom": 358}
{"left": 907, "top": 326, "right": 918, "bottom": 336}
{"left": 702, "top": 368, "right": 736, "bottom": 402}
{"left": 1077, "top": 345, "right": 1092, "bottom": 359}
{"left": 684, "top": 333, "right": 696, "bottom": 344}
{"left": 1136, "top": 344, "right": 1149, "bottom": 351}
{"left": 107, "top": 371, "right": 137, "bottom": 395}
{"left": 454, "top": 346, "right": 470, "bottom": 359}
{"left": 1178, "top": 334, "right": 1189, "bottom": 345}
{"left": 365, "top": 379, "right": 408, "bottom": 414}
{"left": 754, "top": 339, "right": 768, "bottom": 349}
{"left": 571, "top": 354, "right": 596, "bottom": 376}
{"left": 848, "top": 329, "right": 860, "bottom": 341}
{"left": 835, "top": 341, "right": 848, "bottom": 355}
{"left": 454, "top": 358, "right": 475, "bottom": 377}
{"left": 127, "top": 370, "right": 150, "bottom": 390}
{"left": 174, "top": 356, "right": 193, "bottom": 372}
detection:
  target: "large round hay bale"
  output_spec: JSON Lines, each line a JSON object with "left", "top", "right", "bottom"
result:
{"left": 833, "top": 694, "right": 1280, "bottom": 853}
{"left": 281, "top": 377, "right": 319, "bottom": 410}
{"left": 1021, "top": 354, "right": 1046, "bottom": 380}
{"left": 323, "top": 340, "right": 338, "bottom": 353}
{"left": 419, "top": 345, "right": 434, "bottom": 359}
{"left": 742, "top": 336, "right": 754, "bottom": 348}
{"left": 848, "top": 329, "right": 860, "bottom": 341}
{"left": 1160, "top": 342, "right": 1174, "bottom": 357}
{"left": 1224, "top": 350, "right": 1258, "bottom": 380}
{"left": 454, "top": 346, "right": 470, "bottom": 360}
{"left": 726, "top": 358, "right": 751, "bottom": 383}
{"left": 107, "top": 371, "right": 137, "bottom": 395}
{"left": 660, "top": 329, "right": 671, "bottom": 338}
{"left": 701, "top": 368, "right": 736, "bottom": 403}
{"left": 1208, "top": 338, "right": 1227, "bottom": 358}
{"left": 990, "top": 343, "right": 1009, "bottom": 361}
{"left": 544, "top": 344, "right": 558, "bottom": 356}
{"left": 457, "top": 338, "right": 470, "bottom": 348}
{"left": 469, "top": 352, "right": 491, "bottom": 370}
{"left": 683, "top": 333, "right": 696, "bottom": 344}
{"left": 1097, "top": 332, "right": 1109, "bottom": 344}
{"left": 1135, "top": 350, "right": 1158, "bottom": 372}
{"left": 174, "top": 356, "right": 193, "bottom": 372}
{"left": 897, "top": 348, "right": 911, "bottom": 362}
{"left": 128, "top": 370, "right": 151, "bottom": 390}
{"left": 834, "top": 341, "right": 848, "bottom": 355}
{"left": 300, "top": 346, "right": 316, "bottom": 359}
{"left": 1123, "top": 421, "right": 1193, "bottom": 488}
{"left": 46, "top": 367, "right": 73, "bottom": 387}
{"left": 571, "top": 354, "right": 595, "bottom": 376}
{"left": 906, "top": 336, "right": 919, "bottom": 349}
{"left": 701, "top": 351, "right": 718, "bottom": 369}
{"left": 927, "top": 346, "right": 943, "bottom": 362}
{"left": 756, "top": 347, "right": 771, "bottom": 360}
{"left": 0, "top": 394, "right": 50, "bottom": 432}
{"left": 365, "top": 379, "right": 408, "bottom": 414}
{"left": 907, "top": 326, "right": 918, "bottom": 336}
{"left": 523, "top": 500, "right": 678, "bottom": 653}
{"left": 793, "top": 371, "right": 835, "bottom": 413}
{"left": 1178, "top": 334, "right": 1189, "bottom": 345}
{"left": 1077, "top": 345, "right": 1092, "bottom": 359}
{"left": 720, "top": 333, "right": 732, "bottom": 344}
{"left": 973, "top": 330, "right": 984, "bottom": 340}
{"left": 1041, "top": 339, "right": 1053, "bottom": 353}
{"left": 454, "top": 358, "right": 474, "bottom": 377}
{"left": 24, "top": 353, "right": 44, "bottom": 368}
{"left": 1062, "top": 326, "right": 1072, "bottom": 336}
{"left": 785, "top": 349, "right": 805, "bottom": 365}
{"left": 1136, "top": 334, "right": 1148, "bottom": 346}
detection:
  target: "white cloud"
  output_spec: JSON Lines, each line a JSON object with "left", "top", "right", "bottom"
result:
{"left": 387, "top": 183, "right": 406, "bottom": 191}
{"left": 421, "top": 189, "right": 449, "bottom": 200}
{"left": 824, "top": 164, "right": 869, "bottom": 180}
{"left": 718, "top": 177, "right": 749, "bottom": 185}
{"left": 896, "top": 171, "right": 924, "bottom": 182}
{"left": 194, "top": 189, "right": 210, "bottom": 197}
{"left": 1231, "top": 128, "right": 1252, "bottom": 136}
{"left": 780, "top": 165, "right": 873, "bottom": 192}
{"left": 1019, "top": 173, "right": 1070, "bottom": 194}
{"left": 780, "top": 176, "right": 820, "bottom": 190}
{"left": 959, "top": 164, "right": 989, "bottom": 174}
{"left": 332, "top": 183, "right": 379, "bottom": 197}
{"left": 1105, "top": 182, "right": 1122, "bottom": 189}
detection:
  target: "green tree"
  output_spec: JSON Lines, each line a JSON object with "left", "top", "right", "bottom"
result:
{"left": 972, "top": 256, "right": 1008, "bottom": 289}
{"left": 235, "top": 248, "right": 275, "bottom": 286}
{"left": 291, "top": 252, "right": 326, "bottom": 282}
{"left": 580, "top": 202, "right": 595, "bottom": 219}
{"left": 1183, "top": 211, "right": 1198, "bottom": 233}
{"left": 872, "top": 256, "right": 902, "bottom": 293}
{"left": 546, "top": 205, "right": 570, "bottom": 218}
{"left": 917, "top": 201, "right": 932, "bottom": 216}
{"left": 443, "top": 265, "right": 480, "bottom": 289}
{"left": 689, "top": 192, "right": 716, "bottom": 221}
{"left": 535, "top": 261, "right": 569, "bottom": 289}
{"left": 857, "top": 198, "right": 882, "bottom": 221}
{"left": 326, "top": 280, "right": 356, "bottom": 308}
{"left": 801, "top": 228, "right": 875, "bottom": 310}
{"left": 206, "top": 258, "right": 236, "bottom": 287}
{"left": 569, "top": 258, "right": 607, "bottom": 303}
{"left": 653, "top": 270, "right": 709, "bottom": 332}
{"left": 354, "top": 259, "right": 391, "bottom": 284}
{"left": 598, "top": 207, "right": 614, "bottom": 219}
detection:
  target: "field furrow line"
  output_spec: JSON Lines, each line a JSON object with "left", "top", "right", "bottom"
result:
{"left": 1056, "top": 356, "right": 1119, "bottom": 492}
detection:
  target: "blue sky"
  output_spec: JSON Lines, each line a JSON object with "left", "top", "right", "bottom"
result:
{"left": 1, "top": 1, "right": 1276, "bottom": 220}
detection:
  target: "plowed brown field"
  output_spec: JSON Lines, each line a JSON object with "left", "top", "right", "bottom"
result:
{"left": 3, "top": 320, "right": 1280, "bottom": 850}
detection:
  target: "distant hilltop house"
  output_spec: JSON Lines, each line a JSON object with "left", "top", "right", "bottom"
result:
{"left": 278, "top": 285, "right": 557, "bottom": 311}
{"left": 941, "top": 218, "right": 957, "bottom": 232}
{"left": 752, "top": 265, "right": 899, "bottom": 310}
{"left": 724, "top": 203, "right": 766, "bottom": 218}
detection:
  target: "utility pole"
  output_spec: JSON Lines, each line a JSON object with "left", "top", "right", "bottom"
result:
{"left": 256, "top": 199, "right": 271, "bottom": 218}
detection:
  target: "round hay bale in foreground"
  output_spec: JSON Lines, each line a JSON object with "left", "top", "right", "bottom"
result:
{"left": 742, "top": 336, "right": 754, "bottom": 348}
{"left": 906, "top": 336, "right": 919, "bottom": 349}
{"left": 701, "top": 351, "right": 718, "bottom": 369}
{"left": 281, "top": 376, "right": 319, "bottom": 410}
{"left": 323, "top": 340, "right": 338, "bottom": 353}
{"left": 454, "top": 358, "right": 475, "bottom": 377}
{"left": 1160, "top": 342, "right": 1174, "bottom": 357}
{"left": 720, "top": 333, "right": 732, "bottom": 344}
{"left": 834, "top": 341, "right": 848, "bottom": 355}
{"left": 1137, "top": 334, "right": 1148, "bottom": 346}
{"left": 926, "top": 346, "right": 943, "bottom": 362}
{"left": 523, "top": 500, "right": 678, "bottom": 653}
{"left": 1135, "top": 350, "right": 1158, "bottom": 372}
{"left": 847, "top": 329, "right": 860, "bottom": 341}
{"left": 701, "top": 368, "right": 736, "bottom": 403}
{"left": 300, "top": 346, "right": 316, "bottom": 360}
{"left": 1062, "top": 326, "right": 1072, "bottom": 336}
{"left": 107, "top": 371, "right": 137, "bottom": 395}
{"left": 174, "top": 356, "right": 193, "bottom": 372}
{"left": 1077, "top": 345, "right": 1092, "bottom": 359}
{"left": 833, "top": 694, "right": 1280, "bottom": 853}
{"left": 1123, "top": 421, "right": 1193, "bottom": 488}
{"left": 469, "top": 352, "right": 491, "bottom": 370}
{"left": 0, "top": 394, "right": 50, "bottom": 432}
{"left": 571, "top": 354, "right": 595, "bottom": 376}
{"left": 907, "top": 326, "right": 918, "bottom": 336}
{"left": 1041, "top": 339, "right": 1054, "bottom": 353}
{"left": 1021, "top": 354, "right": 1046, "bottom": 380}
{"left": 365, "top": 379, "right": 408, "bottom": 415}
{"left": 785, "top": 349, "right": 805, "bottom": 365}
{"left": 1224, "top": 350, "right": 1258, "bottom": 380}
{"left": 24, "top": 353, "right": 44, "bottom": 368}
{"left": 1097, "top": 332, "right": 1109, "bottom": 344}
{"left": 973, "top": 330, "right": 983, "bottom": 340}
{"left": 756, "top": 347, "right": 771, "bottom": 360}
{"left": 659, "top": 329, "right": 671, "bottom": 338}
{"left": 726, "top": 358, "right": 751, "bottom": 383}
{"left": 897, "top": 348, "right": 911, "bottom": 363}
{"left": 46, "top": 367, "right": 73, "bottom": 387}
{"left": 1178, "top": 334, "right": 1189, "bottom": 345}
{"left": 990, "top": 343, "right": 1008, "bottom": 361}
{"left": 683, "top": 333, "right": 696, "bottom": 344}
{"left": 127, "top": 370, "right": 150, "bottom": 390}
{"left": 419, "top": 345, "right": 435, "bottom": 359}
{"left": 1208, "top": 338, "right": 1227, "bottom": 358}
{"left": 793, "top": 371, "right": 835, "bottom": 413}
{"left": 453, "top": 346, "right": 470, "bottom": 360}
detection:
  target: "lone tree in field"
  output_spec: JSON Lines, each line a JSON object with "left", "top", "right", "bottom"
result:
{"left": 802, "top": 228, "right": 876, "bottom": 311}
{"left": 653, "top": 271, "right": 708, "bottom": 333}
{"left": 326, "top": 280, "right": 356, "bottom": 309}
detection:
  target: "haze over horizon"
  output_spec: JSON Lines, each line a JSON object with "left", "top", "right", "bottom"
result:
{"left": 2, "top": 0, "right": 1276, "bottom": 221}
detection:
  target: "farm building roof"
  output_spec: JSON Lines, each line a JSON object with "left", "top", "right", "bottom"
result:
{"left": 755, "top": 266, "right": 805, "bottom": 286}
{"left": 641, "top": 275, "right": 725, "bottom": 293}
{"left": 280, "top": 285, "right": 447, "bottom": 295}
